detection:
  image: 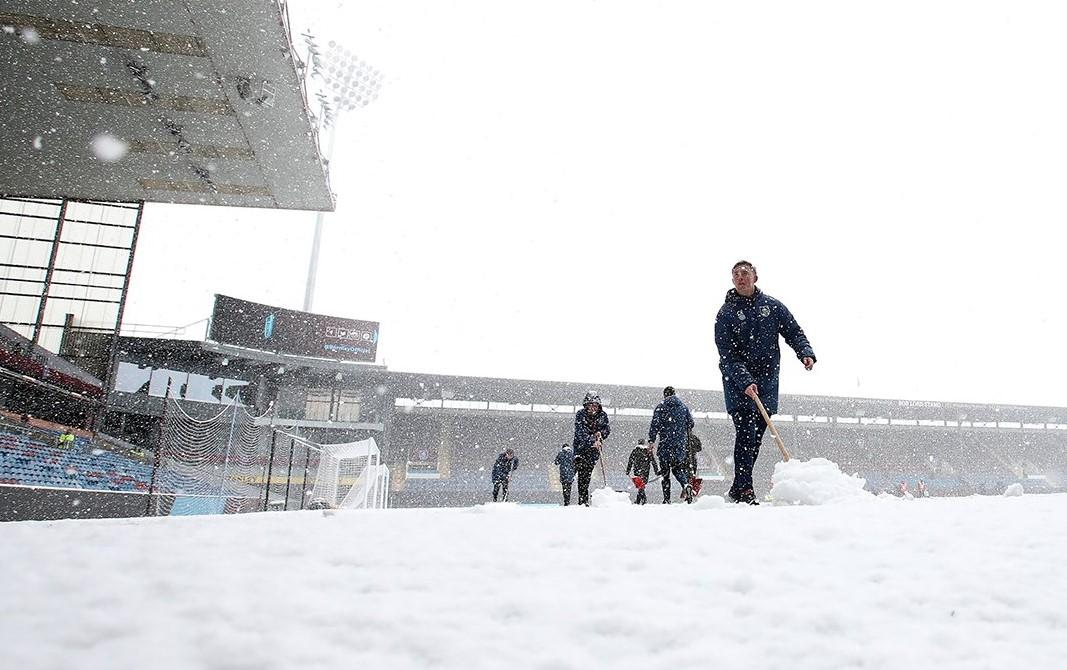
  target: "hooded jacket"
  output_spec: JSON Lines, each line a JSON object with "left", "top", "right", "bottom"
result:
{"left": 626, "top": 446, "right": 660, "bottom": 479}
{"left": 649, "top": 394, "right": 695, "bottom": 461}
{"left": 573, "top": 407, "right": 610, "bottom": 465}
{"left": 554, "top": 446, "right": 576, "bottom": 481}
{"left": 686, "top": 432, "right": 702, "bottom": 472}
{"left": 491, "top": 452, "right": 519, "bottom": 482}
{"left": 714, "top": 287, "right": 815, "bottom": 414}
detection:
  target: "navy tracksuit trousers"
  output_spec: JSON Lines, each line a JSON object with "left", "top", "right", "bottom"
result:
{"left": 657, "top": 450, "right": 691, "bottom": 502}
{"left": 730, "top": 407, "right": 768, "bottom": 495}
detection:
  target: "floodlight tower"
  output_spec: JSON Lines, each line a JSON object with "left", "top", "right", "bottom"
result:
{"left": 302, "top": 36, "right": 383, "bottom": 312}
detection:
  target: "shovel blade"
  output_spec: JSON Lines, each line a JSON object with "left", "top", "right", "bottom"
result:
{"left": 691, "top": 477, "right": 703, "bottom": 496}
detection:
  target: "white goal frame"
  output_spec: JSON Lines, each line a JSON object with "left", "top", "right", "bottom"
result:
{"left": 309, "top": 437, "right": 390, "bottom": 509}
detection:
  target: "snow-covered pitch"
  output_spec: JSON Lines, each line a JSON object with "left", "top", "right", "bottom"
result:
{"left": 3, "top": 493, "right": 1066, "bottom": 670}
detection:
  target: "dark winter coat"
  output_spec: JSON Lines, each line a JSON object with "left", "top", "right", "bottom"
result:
{"left": 554, "top": 447, "right": 576, "bottom": 482}
{"left": 573, "top": 408, "right": 611, "bottom": 466}
{"left": 649, "top": 395, "right": 695, "bottom": 462}
{"left": 491, "top": 453, "right": 519, "bottom": 482}
{"left": 686, "top": 432, "right": 702, "bottom": 473}
{"left": 714, "top": 288, "right": 815, "bottom": 415}
{"left": 626, "top": 446, "right": 660, "bottom": 479}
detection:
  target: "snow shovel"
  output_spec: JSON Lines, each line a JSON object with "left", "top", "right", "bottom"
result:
{"left": 633, "top": 474, "right": 702, "bottom": 498}
{"left": 753, "top": 393, "right": 791, "bottom": 461}
{"left": 594, "top": 438, "right": 629, "bottom": 494}
{"left": 690, "top": 477, "right": 703, "bottom": 496}
{"left": 596, "top": 437, "right": 608, "bottom": 487}
{"left": 631, "top": 475, "right": 661, "bottom": 489}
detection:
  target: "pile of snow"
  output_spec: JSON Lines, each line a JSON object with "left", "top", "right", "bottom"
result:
{"left": 1004, "top": 482, "right": 1025, "bottom": 497}
{"left": 590, "top": 486, "right": 631, "bottom": 508}
{"left": 769, "top": 457, "right": 872, "bottom": 505}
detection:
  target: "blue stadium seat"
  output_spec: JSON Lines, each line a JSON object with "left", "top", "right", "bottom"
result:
{"left": 0, "top": 428, "right": 153, "bottom": 492}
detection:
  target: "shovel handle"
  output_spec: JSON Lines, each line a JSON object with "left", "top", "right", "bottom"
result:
{"left": 753, "top": 393, "right": 791, "bottom": 462}
{"left": 596, "top": 437, "right": 607, "bottom": 486}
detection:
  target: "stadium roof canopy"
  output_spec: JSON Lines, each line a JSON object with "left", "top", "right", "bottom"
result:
{"left": 0, "top": 1, "right": 334, "bottom": 211}
{"left": 385, "top": 371, "right": 1067, "bottom": 425}
{"left": 106, "top": 338, "right": 1067, "bottom": 425}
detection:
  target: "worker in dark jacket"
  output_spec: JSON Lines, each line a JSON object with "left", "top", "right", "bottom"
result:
{"left": 573, "top": 391, "right": 610, "bottom": 506}
{"left": 686, "top": 431, "right": 702, "bottom": 477}
{"left": 648, "top": 386, "right": 696, "bottom": 503}
{"left": 554, "top": 443, "right": 576, "bottom": 506}
{"left": 491, "top": 448, "right": 519, "bottom": 502}
{"left": 715, "top": 260, "right": 816, "bottom": 504}
{"left": 626, "top": 439, "right": 659, "bottom": 504}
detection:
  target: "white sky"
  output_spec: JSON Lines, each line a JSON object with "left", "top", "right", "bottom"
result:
{"left": 124, "top": 1, "right": 1067, "bottom": 408}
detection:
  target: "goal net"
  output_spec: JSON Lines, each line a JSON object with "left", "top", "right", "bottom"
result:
{"left": 151, "top": 397, "right": 267, "bottom": 515}
{"left": 309, "top": 437, "right": 390, "bottom": 509}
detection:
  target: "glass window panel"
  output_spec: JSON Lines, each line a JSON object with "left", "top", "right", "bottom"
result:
{"left": 305, "top": 388, "right": 332, "bottom": 421}
{"left": 336, "top": 389, "right": 361, "bottom": 422}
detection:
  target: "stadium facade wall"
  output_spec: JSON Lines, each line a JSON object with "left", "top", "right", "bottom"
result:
{"left": 0, "top": 486, "right": 145, "bottom": 522}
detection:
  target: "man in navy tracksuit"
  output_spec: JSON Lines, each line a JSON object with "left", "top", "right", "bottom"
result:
{"left": 554, "top": 443, "right": 576, "bottom": 506}
{"left": 491, "top": 448, "right": 519, "bottom": 502}
{"left": 714, "top": 260, "right": 816, "bottom": 504}
{"left": 573, "top": 391, "right": 610, "bottom": 506}
{"left": 648, "top": 386, "right": 696, "bottom": 503}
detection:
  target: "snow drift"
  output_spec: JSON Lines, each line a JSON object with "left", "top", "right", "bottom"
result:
{"left": 4, "top": 494, "right": 1067, "bottom": 669}
{"left": 769, "top": 457, "right": 872, "bottom": 505}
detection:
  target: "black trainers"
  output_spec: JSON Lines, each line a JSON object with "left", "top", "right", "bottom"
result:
{"left": 728, "top": 488, "right": 759, "bottom": 505}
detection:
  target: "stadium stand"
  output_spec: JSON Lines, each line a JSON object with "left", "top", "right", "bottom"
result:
{"left": 388, "top": 406, "right": 1067, "bottom": 506}
{"left": 0, "top": 425, "right": 151, "bottom": 492}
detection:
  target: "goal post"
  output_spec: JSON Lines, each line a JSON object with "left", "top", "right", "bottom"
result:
{"left": 309, "top": 437, "right": 390, "bottom": 509}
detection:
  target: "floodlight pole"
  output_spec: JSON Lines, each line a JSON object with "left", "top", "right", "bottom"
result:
{"left": 299, "top": 37, "right": 381, "bottom": 313}
{"left": 303, "top": 122, "right": 338, "bottom": 312}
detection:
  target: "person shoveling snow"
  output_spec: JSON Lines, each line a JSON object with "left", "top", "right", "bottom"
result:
{"left": 573, "top": 391, "right": 611, "bottom": 507}
{"left": 648, "top": 386, "right": 698, "bottom": 504}
{"left": 625, "top": 439, "right": 659, "bottom": 505}
{"left": 714, "top": 259, "right": 817, "bottom": 505}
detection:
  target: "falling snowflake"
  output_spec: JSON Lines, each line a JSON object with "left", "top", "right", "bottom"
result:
{"left": 91, "top": 133, "right": 128, "bottom": 162}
